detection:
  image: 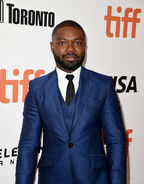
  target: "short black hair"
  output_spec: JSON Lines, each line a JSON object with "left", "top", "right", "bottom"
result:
{"left": 52, "top": 20, "right": 86, "bottom": 40}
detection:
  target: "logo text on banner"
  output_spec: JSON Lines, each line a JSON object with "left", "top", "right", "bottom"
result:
{"left": 0, "top": 147, "right": 18, "bottom": 166}
{"left": 113, "top": 76, "right": 137, "bottom": 93}
{"left": 0, "top": 0, "right": 4, "bottom": 23}
{"left": 0, "top": 69, "right": 45, "bottom": 103}
{"left": 104, "top": 6, "right": 141, "bottom": 38}
{"left": 0, "top": 1, "right": 55, "bottom": 27}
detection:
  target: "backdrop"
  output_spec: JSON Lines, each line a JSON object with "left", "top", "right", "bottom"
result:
{"left": 0, "top": 0, "right": 144, "bottom": 183}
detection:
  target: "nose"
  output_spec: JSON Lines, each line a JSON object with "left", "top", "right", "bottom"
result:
{"left": 66, "top": 43, "right": 75, "bottom": 53}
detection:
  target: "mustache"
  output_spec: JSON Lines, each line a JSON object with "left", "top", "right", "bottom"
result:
{"left": 62, "top": 53, "right": 79, "bottom": 58}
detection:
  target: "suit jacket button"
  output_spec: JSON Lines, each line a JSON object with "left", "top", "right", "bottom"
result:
{"left": 68, "top": 142, "right": 73, "bottom": 147}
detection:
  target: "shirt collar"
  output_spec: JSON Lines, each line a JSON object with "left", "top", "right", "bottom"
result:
{"left": 56, "top": 66, "right": 81, "bottom": 81}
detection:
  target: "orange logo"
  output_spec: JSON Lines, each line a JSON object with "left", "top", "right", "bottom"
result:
{"left": 0, "top": 69, "right": 45, "bottom": 103}
{"left": 126, "top": 129, "right": 133, "bottom": 156}
{"left": 104, "top": 6, "right": 141, "bottom": 38}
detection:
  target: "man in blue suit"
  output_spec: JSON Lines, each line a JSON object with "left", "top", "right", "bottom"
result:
{"left": 16, "top": 20, "right": 126, "bottom": 184}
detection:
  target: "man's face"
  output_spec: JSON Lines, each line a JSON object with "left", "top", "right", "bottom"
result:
{"left": 50, "top": 26, "right": 86, "bottom": 72}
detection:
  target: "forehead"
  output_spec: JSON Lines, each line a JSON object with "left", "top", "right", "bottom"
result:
{"left": 53, "top": 26, "right": 85, "bottom": 41}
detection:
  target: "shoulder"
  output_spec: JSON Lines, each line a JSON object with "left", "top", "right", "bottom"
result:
{"left": 29, "top": 69, "right": 55, "bottom": 92}
{"left": 82, "top": 66, "right": 115, "bottom": 97}
{"left": 82, "top": 66, "right": 113, "bottom": 86}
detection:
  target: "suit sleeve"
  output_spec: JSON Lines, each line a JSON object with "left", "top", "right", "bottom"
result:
{"left": 101, "top": 77, "right": 126, "bottom": 184}
{"left": 16, "top": 81, "right": 42, "bottom": 184}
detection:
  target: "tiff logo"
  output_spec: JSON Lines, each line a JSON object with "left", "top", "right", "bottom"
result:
{"left": 0, "top": 0, "right": 4, "bottom": 23}
{"left": 0, "top": 69, "right": 45, "bottom": 103}
{"left": 104, "top": 6, "right": 141, "bottom": 38}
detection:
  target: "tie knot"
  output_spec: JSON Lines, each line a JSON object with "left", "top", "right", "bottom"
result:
{"left": 66, "top": 74, "right": 74, "bottom": 81}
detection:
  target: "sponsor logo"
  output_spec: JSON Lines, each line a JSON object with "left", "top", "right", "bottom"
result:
{"left": 126, "top": 129, "right": 133, "bottom": 156}
{"left": 104, "top": 6, "right": 141, "bottom": 38}
{"left": 0, "top": 147, "right": 18, "bottom": 166}
{"left": 0, "top": 0, "right": 4, "bottom": 23}
{"left": 113, "top": 76, "right": 137, "bottom": 93}
{"left": 0, "top": 69, "right": 45, "bottom": 103}
{"left": 0, "top": 1, "right": 55, "bottom": 27}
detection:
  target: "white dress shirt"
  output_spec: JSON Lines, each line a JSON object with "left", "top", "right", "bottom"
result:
{"left": 56, "top": 66, "right": 81, "bottom": 101}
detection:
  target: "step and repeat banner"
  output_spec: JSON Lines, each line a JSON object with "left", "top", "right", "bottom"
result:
{"left": 0, "top": 0, "right": 144, "bottom": 183}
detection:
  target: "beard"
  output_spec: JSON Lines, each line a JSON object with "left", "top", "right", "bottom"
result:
{"left": 53, "top": 50, "right": 85, "bottom": 71}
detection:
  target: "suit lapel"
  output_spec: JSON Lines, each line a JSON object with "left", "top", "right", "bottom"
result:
{"left": 44, "top": 69, "right": 69, "bottom": 140}
{"left": 71, "top": 66, "right": 93, "bottom": 131}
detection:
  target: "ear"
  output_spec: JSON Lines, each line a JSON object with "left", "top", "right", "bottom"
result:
{"left": 50, "top": 42, "right": 54, "bottom": 53}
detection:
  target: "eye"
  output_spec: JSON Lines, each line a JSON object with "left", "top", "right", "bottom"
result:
{"left": 57, "top": 41, "right": 67, "bottom": 45}
{"left": 74, "top": 41, "right": 82, "bottom": 45}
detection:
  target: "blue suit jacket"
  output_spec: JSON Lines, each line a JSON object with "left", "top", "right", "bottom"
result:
{"left": 16, "top": 66, "right": 126, "bottom": 184}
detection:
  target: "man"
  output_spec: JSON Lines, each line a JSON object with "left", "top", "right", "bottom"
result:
{"left": 16, "top": 20, "right": 126, "bottom": 184}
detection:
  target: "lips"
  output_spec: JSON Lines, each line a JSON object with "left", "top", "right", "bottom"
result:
{"left": 63, "top": 54, "right": 79, "bottom": 62}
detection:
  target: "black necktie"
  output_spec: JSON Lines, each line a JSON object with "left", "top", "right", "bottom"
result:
{"left": 65, "top": 74, "right": 75, "bottom": 106}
